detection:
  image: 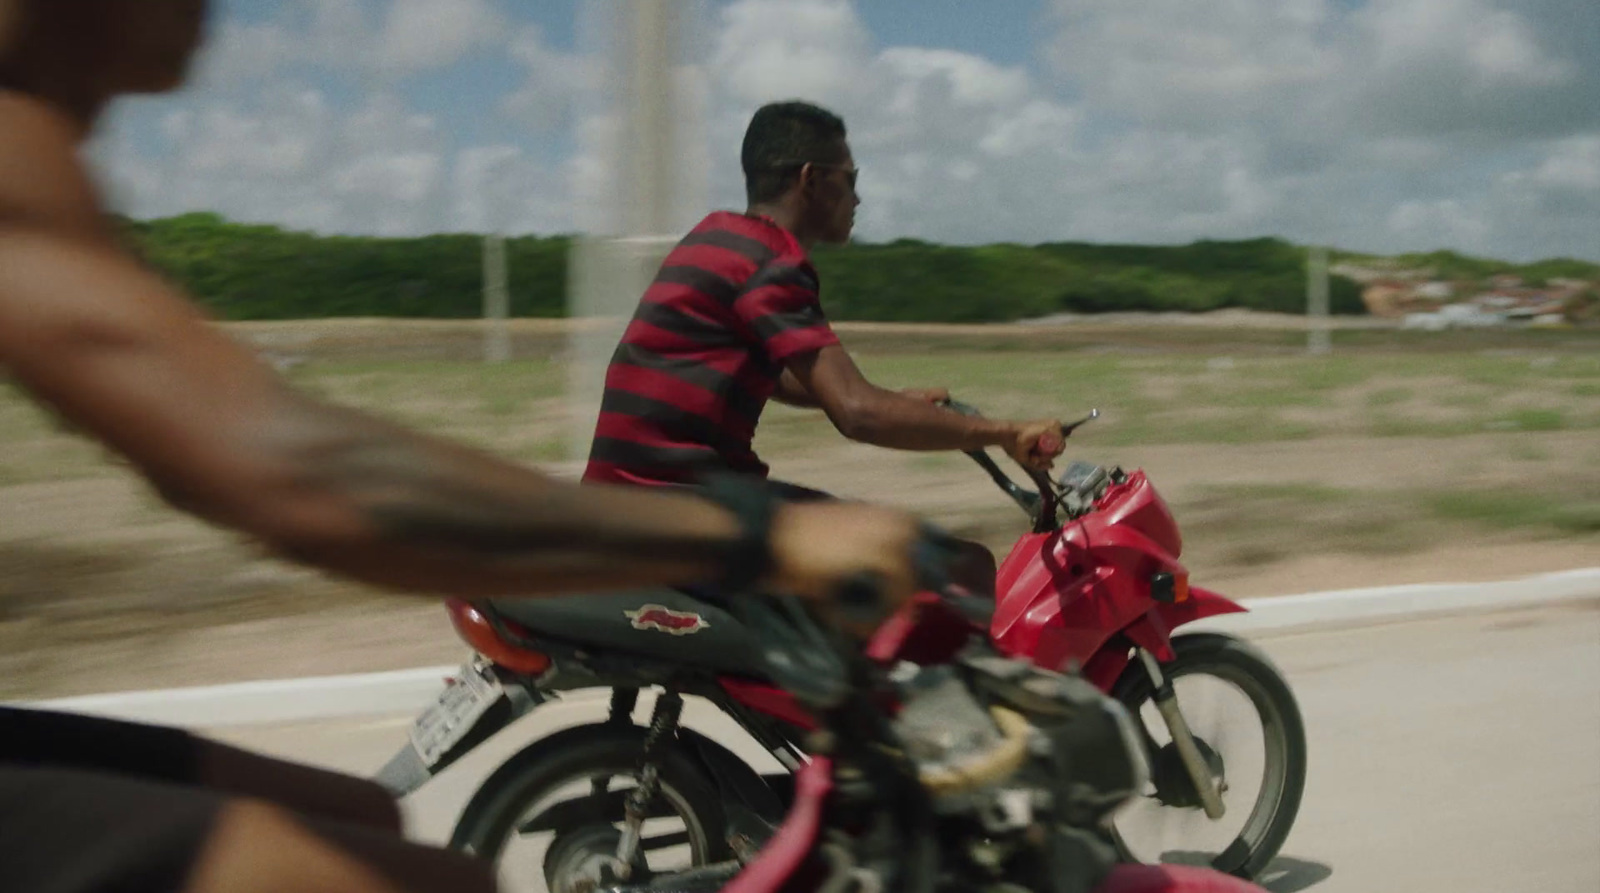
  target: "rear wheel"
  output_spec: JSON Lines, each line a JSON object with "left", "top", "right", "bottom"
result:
{"left": 1110, "top": 633, "right": 1306, "bottom": 880}
{"left": 450, "top": 728, "right": 732, "bottom": 893}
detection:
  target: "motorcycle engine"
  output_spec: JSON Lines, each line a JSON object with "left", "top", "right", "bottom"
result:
{"left": 889, "top": 653, "right": 1152, "bottom": 893}
{"left": 892, "top": 654, "right": 1148, "bottom": 823}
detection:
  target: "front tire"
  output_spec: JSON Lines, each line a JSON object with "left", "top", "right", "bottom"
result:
{"left": 1110, "top": 632, "right": 1307, "bottom": 880}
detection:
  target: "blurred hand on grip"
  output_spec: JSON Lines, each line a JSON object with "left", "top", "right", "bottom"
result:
{"left": 765, "top": 501, "right": 922, "bottom": 633}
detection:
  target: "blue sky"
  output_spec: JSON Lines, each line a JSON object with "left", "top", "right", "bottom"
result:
{"left": 91, "top": 0, "right": 1600, "bottom": 261}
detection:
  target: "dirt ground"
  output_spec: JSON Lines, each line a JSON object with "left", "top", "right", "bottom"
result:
{"left": 3, "top": 318, "right": 1597, "bottom": 699}
{"left": 3, "top": 433, "right": 1595, "bottom": 700}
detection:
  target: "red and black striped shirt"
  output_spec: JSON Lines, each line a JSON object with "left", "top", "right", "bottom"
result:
{"left": 582, "top": 212, "right": 840, "bottom": 487}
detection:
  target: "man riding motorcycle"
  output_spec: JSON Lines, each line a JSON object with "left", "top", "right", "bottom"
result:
{"left": 583, "top": 101, "right": 1068, "bottom": 590}
{"left": 0, "top": 3, "right": 940, "bottom": 891}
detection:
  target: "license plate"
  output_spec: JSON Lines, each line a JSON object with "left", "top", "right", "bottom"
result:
{"left": 409, "top": 661, "right": 504, "bottom": 767}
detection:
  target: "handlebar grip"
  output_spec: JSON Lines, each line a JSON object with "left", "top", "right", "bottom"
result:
{"left": 939, "top": 398, "right": 984, "bottom": 418}
{"left": 1037, "top": 431, "right": 1064, "bottom": 456}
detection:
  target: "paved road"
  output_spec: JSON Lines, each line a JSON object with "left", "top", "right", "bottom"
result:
{"left": 207, "top": 600, "right": 1600, "bottom": 893}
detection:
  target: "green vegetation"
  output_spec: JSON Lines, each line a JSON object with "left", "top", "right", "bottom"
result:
{"left": 814, "top": 236, "right": 1371, "bottom": 321}
{"left": 122, "top": 215, "right": 1388, "bottom": 322}
{"left": 120, "top": 213, "right": 1600, "bottom": 323}
{"left": 1426, "top": 492, "right": 1600, "bottom": 534}
{"left": 121, "top": 213, "right": 572, "bottom": 320}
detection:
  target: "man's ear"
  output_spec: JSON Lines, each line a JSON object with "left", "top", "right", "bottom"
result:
{"left": 797, "top": 162, "right": 820, "bottom": 195}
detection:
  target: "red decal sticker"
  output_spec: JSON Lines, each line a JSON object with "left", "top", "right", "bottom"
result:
{"left": 625, "top": 604, "right": 710, "bottom": 635}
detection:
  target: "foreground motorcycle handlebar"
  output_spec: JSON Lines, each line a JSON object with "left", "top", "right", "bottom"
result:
{"left": 729, "top": 522, "right": 987, "bottom": 710}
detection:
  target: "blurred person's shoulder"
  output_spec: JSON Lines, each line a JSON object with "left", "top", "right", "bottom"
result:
{"left": 0, "top": 89, "right": 105, "bottom": 236}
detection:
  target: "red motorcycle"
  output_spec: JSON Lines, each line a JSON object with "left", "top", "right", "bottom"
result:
{"left": 609, "top": 565, "right": 1267, "bottom": 893}
{"left": 378, "top": 404, "right": 1305, "bottom": 890}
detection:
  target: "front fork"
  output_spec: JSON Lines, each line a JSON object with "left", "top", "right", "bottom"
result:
{"left": 1138, "top": 649, "right": 1226, "bottom": 820}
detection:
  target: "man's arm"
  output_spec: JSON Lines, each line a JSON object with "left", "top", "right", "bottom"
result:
{"left": 774, "top": 370, "right": 946, "bottom": 410}
{"left": 0, "top": 104, "right": 925, "bottom": 603}
{"left": 723, "top": 255, "right": 1059, "bottom": 470}
{"left": 0, "top": 227, "right": 738, "bottom": 595}
{"left": 0, "top": 229, "right": 928, "bottom": 600}
{"left": 786, "top": 345, "right": 1063, "bottom": 470}
{"left": 772, "top": 369, "right": 820, "bottom": 408}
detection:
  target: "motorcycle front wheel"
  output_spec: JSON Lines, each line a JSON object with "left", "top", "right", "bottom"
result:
{"left": 1110, "top": 632, "right": 1307, "bottom": 880}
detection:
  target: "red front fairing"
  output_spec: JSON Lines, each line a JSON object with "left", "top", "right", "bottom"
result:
{"left": 989, "top": 470, "right": 1242, "bottom": 675}
{"left": 1098, "top": 470, "right": 1184, "bottom": 558}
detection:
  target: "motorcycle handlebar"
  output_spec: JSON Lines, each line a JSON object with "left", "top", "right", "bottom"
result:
{"left": 939, "top": 398, "right": 1062, "bottom": 531}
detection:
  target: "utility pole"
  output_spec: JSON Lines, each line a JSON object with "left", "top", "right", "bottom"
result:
{"left": 1307, "top": 245, "right": 1330, "bottom": 354}
{"left": 483, "top": 233, "right": 510, "bottom": 364}
{"left": 566, "top": 0, "right": 697, "bottom": 459}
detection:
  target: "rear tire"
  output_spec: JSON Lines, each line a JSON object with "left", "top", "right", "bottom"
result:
{"left": 1110, "top": 632, "right": 1307, "bottom": 880}
{"left": 449, "top": 726, "right": 732, "bottom": 890}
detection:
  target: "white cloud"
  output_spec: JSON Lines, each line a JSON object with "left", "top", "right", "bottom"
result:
{"left": 688, "top": 0, "right": 1086, "bottom": 243}
{"left": 1045, "top": 0, "right": 1339, "bottom": 126}
{"left": 501, "top": 24, "right": 594, "bottom": 130}
{"left": 94, "top": 0, "right": 1600, "bottom": 262}
{"left": 94, "top": 85, "right": 571, "bottom": 239}
{"left": 452, "top": 145, "right": 573, "bottom": 235}
{"left": 558, "top": 0, "right": 1598, "bottom": 259}
{"left": 709, "top": 0, "right": 874, "bottom": 104}
{"left": 191, "top": 0, "right": 508, "bottom": 85}
{"left": 373, "top": 0, "right": 505, "bottom": 76}
{"left": 1520, "top": 134, "right": 1600, "bottom": 191}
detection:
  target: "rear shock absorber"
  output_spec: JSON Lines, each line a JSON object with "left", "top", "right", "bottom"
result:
{"left": 615, "top": 690, "right": 685, "bottom": 877}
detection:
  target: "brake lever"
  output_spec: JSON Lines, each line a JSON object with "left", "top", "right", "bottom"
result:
{"left": 1060, "top": 407, "right": 1101, "bottom": 437}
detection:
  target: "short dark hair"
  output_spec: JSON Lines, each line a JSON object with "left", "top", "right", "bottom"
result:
{"left": 740, "top": 101, "right": 848, "bottom": 205}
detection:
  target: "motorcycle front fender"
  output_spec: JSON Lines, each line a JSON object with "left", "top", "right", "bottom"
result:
{"left": 1080, "top": 586, "right": 1247, "bottom": 691}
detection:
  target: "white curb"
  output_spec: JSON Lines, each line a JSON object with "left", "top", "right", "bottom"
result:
{"left": 11, "top": 567, "right": 1598, "bottom": 729}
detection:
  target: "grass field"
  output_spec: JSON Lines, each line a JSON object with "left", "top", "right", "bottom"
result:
{"left": 3, "top": 319, "right": 1598, "bottom": 697}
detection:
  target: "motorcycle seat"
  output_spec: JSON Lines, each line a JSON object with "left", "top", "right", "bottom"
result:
{"left": 487, "top": 588, "right": 769, "bottom": 676}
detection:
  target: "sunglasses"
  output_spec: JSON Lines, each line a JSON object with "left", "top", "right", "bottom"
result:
{"left": 810, "top": 162, "right": 858, "bottom": 190}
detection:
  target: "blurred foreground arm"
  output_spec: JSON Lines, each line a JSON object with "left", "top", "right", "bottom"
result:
{"left": 0, "top": 98, "right": 920, "bottom": 603}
